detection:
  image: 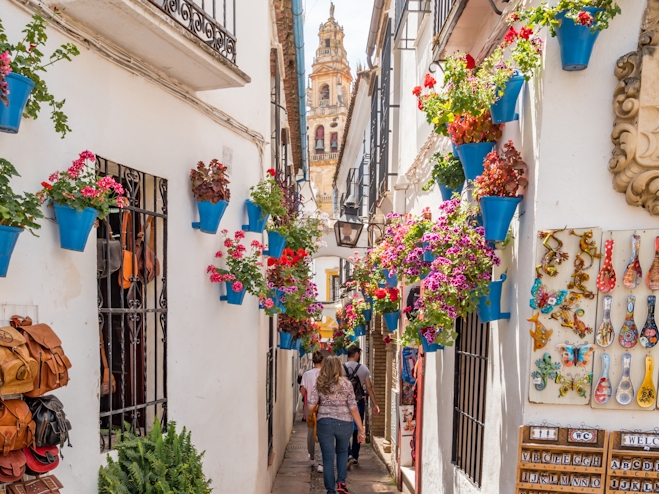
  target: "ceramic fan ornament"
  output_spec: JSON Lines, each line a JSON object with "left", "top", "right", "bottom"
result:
{"left": 637, "top": 356, "right": 656, "bottom": 408}
{"left": 647, "top": 237, "right": 659, "bottom": 290}
{"left": 597, "top": 239, "right": 616, "bottom": 292}
{"left": 619, "top": 295, "right": 639, "bottom": 348}
{"left": 640, "top": 295, "right": 659, "bottom": 349}
{"left": 595, "top": 295, "right": 614, "bottom": 348}
{"left": 615, "top": 353, "right": 634, "bottom": 405}
{"left": 623, "top": 234, "right": 642, "bottom": 289}
{"left": 594, "top": 353, "right": 612, "bottom": 404}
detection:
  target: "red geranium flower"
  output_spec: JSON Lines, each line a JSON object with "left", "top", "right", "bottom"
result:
{"left": 465, "top": 54, "right": 476, "bottom": 70}
{"left": 576, "top": 11, "right": 593, "bottom": 26}
{"left": 418, "top": 100, "right": 424, "bottom": 110}
{"left": 412, "top": 86, "right": 422, "bottom": 97}
{"left": 374, "top": 288, "right": 387, "bottom": 300}
{"left": 266, "top": 168, "right": 276, "bottom": 177}
{"left": 41, "top": 182, "right": 52, "bottom": 190}
{"left": 423, "top": 74, "right": 436, "bottom": 89}
{"left": 503, "top": 27, "right": 518, "bottom": 45}
{"left": 267, "top": 257, "right": 278, "bottom": 266}
{"left": 519, "top": 26, "right": 533, "bottom": 40}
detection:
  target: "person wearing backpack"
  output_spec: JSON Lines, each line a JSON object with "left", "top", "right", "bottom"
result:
{"left": 300, "top": 351, "right": 324, "bottom": 472}
{"left": 343, "top": 345, "right": 380, "bottom": 469}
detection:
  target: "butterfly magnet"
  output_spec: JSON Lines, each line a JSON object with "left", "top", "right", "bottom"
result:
{"left": 555, "top": 372, "right": 593, "bottom": 398}
{"left": 530, "top": 278, "right": 568, "bottom": 314}
{"left": 556, "top": 343, "right": 595, "bottom": 368}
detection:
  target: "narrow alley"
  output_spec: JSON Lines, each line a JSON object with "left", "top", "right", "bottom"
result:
{"left": 272, "top": 417, "right": 397, "bottom": 494}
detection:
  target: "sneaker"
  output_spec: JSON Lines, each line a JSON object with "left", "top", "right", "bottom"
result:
{"left": 347, "top": 457, "right": 356, "bottom": 470}
{"left": 337, "top": 482, "right": 349, "bottom": 493}
{"left": 353, "top": 459, "right": 359, "bottom": 467}
{"left": 317, "top": 463, "right": 324, "bottom": 473}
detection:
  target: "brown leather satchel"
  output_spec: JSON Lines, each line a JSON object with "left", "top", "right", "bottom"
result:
{"left": 0, "top": 323, "right": 38, "bottom": 397}
{"left": 0, "top": 450, "right": 26, "bottom": 483}
{"left": 0, "top": 400, "right": 35, "bottom": 455}
{"left": 11, "top": 317, "right": 72, "bottom": 398}
{"left": 99, "top": 329, "right": 115, "bottom": 396}
{"left": 135, "top": 216, "right": 160, "bottom": 284}
{"left": 119, "top": 211, "right": 139, "bottom": 289}
{"left": 8, "top": 474, "right": 63, "bottom": 494}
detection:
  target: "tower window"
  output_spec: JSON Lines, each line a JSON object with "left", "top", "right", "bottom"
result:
{"left": 325, "top": 38, "right": 330, "bottom": 48}
{"left": 315, "top": 126, "right": 325, "bottom": 153}
{"left": 320, "top": 84, "right": 330, "bottom": 101}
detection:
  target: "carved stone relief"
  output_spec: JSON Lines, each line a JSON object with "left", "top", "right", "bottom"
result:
{"left": 610, "top": 0, "right": 659, "bottom": 215}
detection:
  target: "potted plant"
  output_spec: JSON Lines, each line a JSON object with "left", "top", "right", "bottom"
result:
{"left": 345, "top": 296, "right": 368, "bottom": 336}
{"left": 0, "top": 14, "right": 80, "bottom": 136}
{"left": 373, "top": 287, "right": 401, "bottom": 331}
{"left": 473, "top": 141, "right": 528, "bottom": 242}
{"left": 190, "top": 159, "right": 230, "bottom": 234}
{"left": 476, "top": 273, "right": 511, "bottom": 323}
{"left": 208, "top": 230, "right": 265, "bottom": 305}
{"left": 513, "top": 1, "right": 621, "bottom": 71}
{"left": 243, "top": 168, "right": 286, "bottom": 233}
{"left": 422, "top": 152, "right": 465, "bottom": 201}
{"left": 38, "top": 151, "right": 127, "bottom": 251}
{"left": 448, "top": 111, "right": 503, "bottom": 180}
{"left": 0, "top": 158, "right": 43, "bottom": 276}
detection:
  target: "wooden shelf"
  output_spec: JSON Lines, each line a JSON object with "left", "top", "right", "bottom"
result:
{"left": 607, "top": 468, "right": 659, "bottom": 479}
{"left": 516, "top": 482, "right": 602, "bottom": 493}
{"left": 522, "top": 443, "right": 605, "bottom": 454}
{"left": 519, "top": 463, "right": 603, "bottom": 474}
{"left": 606, "top": 432, "right": 659, "bottom": 492}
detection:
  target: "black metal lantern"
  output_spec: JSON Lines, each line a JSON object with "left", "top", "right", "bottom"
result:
{"left": 334, "top": 202, "right": 364, "bottom": 248}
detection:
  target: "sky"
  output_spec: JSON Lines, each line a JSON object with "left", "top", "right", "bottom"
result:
{"left": 303, "top": 0, "right": 372, "bottom": 81}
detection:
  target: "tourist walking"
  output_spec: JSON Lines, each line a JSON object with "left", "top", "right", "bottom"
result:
{"left": 343, "top": 345, "right": 380, "bottom": 469}
{"left": 308, "top": 356, "right": 365, "bottom": 494}
{"left": 300, "top": 350, "right": 324, "bottom": 472}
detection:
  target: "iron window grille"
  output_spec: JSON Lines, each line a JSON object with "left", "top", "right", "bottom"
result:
{"left": 267, "top": 317, "right": 274, "bottom": 460}
{"left": 368, "top": 75, "right": 379, "bottom": 216}
{"left": 377, "top": 21, "right": 395, "bottom": 201}
{"left": 394, "top": 0, "right": 432, "bottom": 50}
{"left": 451, "top": 313, "right": 490, "bottom": 487}
{"left": 97, "top": 157, "right": 168, "bottom": 452}
{"left": 148, "top": 0, "right": 237, "bottom": 64}
{"left": 433, "top": 0, "right": 458, "bottom": 36}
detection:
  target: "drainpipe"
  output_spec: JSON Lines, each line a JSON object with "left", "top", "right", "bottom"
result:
{"left": 292, "top": 0, "right": 308, "bottom": 182}
{"left": 366, "top": 0, "right": 385, "bottom": 69}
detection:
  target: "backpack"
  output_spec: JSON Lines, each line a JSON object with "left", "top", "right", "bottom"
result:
{"left": 344, "top": 364, "right": 364, "bottom": 401}
{"left": 0, "top": 399, "right": 36, "bottom": 455}
{"left": 24, "top": 396, "right": 71, "bottom": 450}
{"left": 0, "top": 325, "right": 39, "bottom": 397}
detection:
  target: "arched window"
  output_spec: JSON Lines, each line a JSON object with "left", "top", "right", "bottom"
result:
{"left": 315, "top": 126, "right": 325, "bottom": 153}
{"left": 320, "top": 84, "right": 330, "bottom": 101}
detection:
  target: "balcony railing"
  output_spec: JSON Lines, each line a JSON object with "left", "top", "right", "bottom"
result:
{"left": 149, "top": 0, "right": 237, "bottom": 64}
{"left": 311, "top": 153, "right": 339, "bottom": 162}
{"left": 394, "top": 0, "right": 431, "bottom": 50}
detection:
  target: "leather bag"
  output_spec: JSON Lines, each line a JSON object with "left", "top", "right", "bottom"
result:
{"left": 11, "top": 317, "right": 72, "bottom": 398}
{"left": 24, "top": 396, "right": 71, "bottom": 449}
{"left": 23, "top": 445, "right": 59, "bottom": 476}
{"left": 0, "top": 323, "right": 38, "bottom": 397}
{"left": 135, "top": 216, "right": 160, "bottom": 284}
{"left": 97, "top": 221, "right": 121, "bottom": 279}
{"left": 0, "top": 450, "right": 26, "bottom": 483}
{"left": 8, "top": 475, "right": 63, "bottom": 494}
{"left": 119, "top": 211, "right": 139, "bottom": 289}
{"left": 307, "top": 405, "right": 319, "bottom": 443}
{"left": 99, "top": 329, "right": 115, "bottom": 396}
{"left": 0, "top": 399, "right": 35, "bottom": 455}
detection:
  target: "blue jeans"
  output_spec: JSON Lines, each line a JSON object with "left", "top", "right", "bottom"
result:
{"left": 317, "top": 418, "right": 353, "bottom": 493}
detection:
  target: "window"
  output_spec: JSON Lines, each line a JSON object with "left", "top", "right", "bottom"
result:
{"left": 451, "top": 313, "right": 490, "bottom": 486}
{"left": 320, "top": 84, "right": 330, "bottom": 101}
{"left": 330, "top": 275, "right": 340, "bottom": 301}
{"left": 325, "top": 38, "right": 331, "bottom": 48}
{"left": 315, "top": 125, "right": 325, "bottom": 154}
{"left": 97, "top": 156, "right": 167, "bottom": 451}
{"left": 434, "top": 0, "right": 458, "bottom": 37}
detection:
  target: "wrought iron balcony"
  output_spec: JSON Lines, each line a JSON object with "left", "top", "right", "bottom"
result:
{"left": 149, "top": 0, "right": 236, "bottom": 64}
{"left": 394, "top": 0, "right": 432, "bottom": 50}
{"left": 311, "top": 152, "right": 339, "bottom": 162}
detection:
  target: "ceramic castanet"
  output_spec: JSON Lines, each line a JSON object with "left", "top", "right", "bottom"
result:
{"left": 640, "top": 295, "right": 659, "bottom": 349}
{"left": 615, "top": 353, "right": 634, "bottom": 405}
{"left": 597, "top": 239, "right": 616, "bottom": 292}
{"left": 596, "top": 295, "right": 614, "bottom": 348}
{"left": 623, "top": 234, "right": 642, "bottom": 289}
{"left": 619, "top": 295, "right": 639, "bottom": 349}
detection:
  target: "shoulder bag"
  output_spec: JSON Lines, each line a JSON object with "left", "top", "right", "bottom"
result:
{"left": 23, "top": 445, "right": 59, "bottom": 476}
{"left": 96, "top": 220, "right": 121, "bottom": 279}
{"left": 0, "top": 450, "right": 26, "bottom": 483}
{"left": 0, "top": 399, "right": 36, "bottom": 455}
{"left": 99, "top": 329, "right": 115, "bottom": 396}
{"left": 135, "top": 215, "right": 160, "bottom": 284}
{"left": 119, "top": 211, "right": 139, "bottom": 289}
{"left": 8, "top": 475, "right": 63, "bottom": 494}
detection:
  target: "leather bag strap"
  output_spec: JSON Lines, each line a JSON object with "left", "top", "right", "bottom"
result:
{"left": 121, "top": 211, "right": 133, "bottom": 251}
{"left": 9, "top": 316, "right": 32, "bottom": 328}
{"left": 146, "top": 216, "right": 156, "bottom": 252}
{"left": 99, "top": 330, "right": 111, "bottom": 387}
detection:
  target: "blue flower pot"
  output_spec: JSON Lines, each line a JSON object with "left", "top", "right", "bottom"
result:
{"left": 271, "top": 288, "right": 286, "bottom": 313}
{"left": 383, "top": 311, "right": 400, "bottom": 331}
{"left": 0, "top": 226, "right": 22, "bottom": 277}
{"left": 365, "top": 297, "right": 373, "bottom": 307}
{"left": 53, "top": 204, "right": 98, "bottom": 252}
{"left": 476, "top": 274, "right": 510, "bottom": 323}
{"left": 264, "top": 231, "right": 286, "bottom": 258}
{"left": 382, "top": 268, "right": 397, "bottom": 288}
{"left": 363, "top": 309, "right": 372, "bottom": 322}
{"left": 336, "top": 348, "right": 347, "bottom": 356}
{"left": 192, "top": 199, "right": 228, "bottom": 234}
{"left": 480, "top": 195, "right": 522, "bottom": 242}
{"left": 419, "top": 330, "right": 443, "bottom": 353}
{"left": 422, "top": 241, "right": 436, "bottom": 262}
{"left": 242, "top": 199, "right": 269, "bottom": 233}
{"left": 439, "top": 182, "right": 464, "bottom": 202}
{"left": 555, "top": 8, "right": 603, "bottom": 71}
{"left": 349, "top": 333, "right": 357, "bottom": 342}
{"left": 0, "top": 73, "right": 35, "bottom": 134}
{"left": 490, "top": 72, "right": 525, "bottom": 124}
{"left": 279, "top": 331, "right": 294, "bottom": 350}
{"left": 451, "top": 142, "right": 459, "bottom": 155}
{"left": 299, "top": 347, "right": 306, "bottom": 358}
{"left": 220, "top": 281, "right": 247, "bottom": 305}
{"left": 354, "top": 325, "right": 366, "bottom": 337}
{"left": 455, "top": 142, "right": 496, "bottom": 181}
{"left": 294, "top": 339, "right": 302, "bottom": 351}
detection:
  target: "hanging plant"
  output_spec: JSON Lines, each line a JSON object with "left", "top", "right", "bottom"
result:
{"left": 422, "top": 152, "right": 465, "bottom": 192}
{"left": 344, "top": 296, "right": 368, "bottom": 330}
{"left": 474, "top": 141, "right": 528, "bottom": 199}
{"left": 208, "top": 230, "right": 265, "bottom": 296}
{"left": 248, "top": 169, "right": 286, "bottom": 218}
{"left": 512, "top": 0, "right": 621, "bottom": 36}
{"left": 190, "top": 159, "right": 230, "bottom": 203}
{"left": 0, "top": 158, "right": 43, "bottom": 234}
{"left": 447, "top": 111, "right": 502, "bottom": 146}
{"left": 372, "top": 287, "right": 400, "bottom": 314}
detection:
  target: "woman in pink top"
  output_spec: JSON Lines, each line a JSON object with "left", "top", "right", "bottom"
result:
{"left": 308, "top": 356, "right": 365, "bottom": 494}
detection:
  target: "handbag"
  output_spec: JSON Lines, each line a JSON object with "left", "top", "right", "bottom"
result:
{"left": 8, "top": 475, "right": 63, "bottom": 494}
{"left": 0, "top": 322, "right": 39, "bottom": 396}
{"left": 119, "top": 211, "right": 139, "bottom": 289}
{"left": 24, "top": 396, "right": 71, "bottom": 449}
{"left": 99, "top": 329, "right": 116, "bottom": 396}
{"left": 307, "top": 405, "right": 319, "bottom": 443}
{"left": 0, "top": 399, "right": 36, "bottom": 455}
{"left": 96, "top": 221, "right": 121, "bottom": 279}
{"left": 135, "top": 216, "right": 160, "bottom": 284}
{"left": 23, "top": 445, "right": 59, "bottom": 476}
{"left": 0, "top": 450, "right": 26, "bottom": 483}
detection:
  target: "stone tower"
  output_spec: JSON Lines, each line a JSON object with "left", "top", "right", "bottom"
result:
{"left": 307, "top": 3, "right": 353, "bottom": 214}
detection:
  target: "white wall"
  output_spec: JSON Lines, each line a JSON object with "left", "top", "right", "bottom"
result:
{"left": 0, "top": 1, "right": 296, "bottom": 492}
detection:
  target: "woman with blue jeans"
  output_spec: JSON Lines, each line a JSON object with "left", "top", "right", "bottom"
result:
{"left": 308, "top": 356, "right": 365, "bottom": 494}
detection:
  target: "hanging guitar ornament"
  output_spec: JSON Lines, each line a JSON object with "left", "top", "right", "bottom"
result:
{"left": 536, "top": 229, "right": 569, "bottom": 278}
{"left": 593, "top": 353, "right": 612, "bottom": 404}
{"left": 597, "top": 239, "right": 616, "bottom": 292}
{"left": 647, "top": 236, "right": 659, "bottom": 291}
{"left": 640, "top": 295, "right": 658, "bottom": 349}
{"left": 619, "top": 295, "right": 639, "bottom": 349}
{"left": 637, "top": 356, "right": 656, "bottom": 408}
{"left": 531, "top": 353, "right": 561, "bottom": 391}
{"left": 529, "top": 278, "right": 568, "bottom": 314}
{"left": 615, "top": 353, "right": 634, "bottom": 405}
{"left": 623, "top": 234, "right": 642, "bottom": 289}
{"left": 595, "top": 295, "right": 614, "bottom": 348}
{"left": 528, "top": 313, "right": 552, "bottom": 351}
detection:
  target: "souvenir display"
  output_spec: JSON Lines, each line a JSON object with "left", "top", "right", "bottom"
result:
{"left": 595, "top": 295, "right": 614, "bottom": 348}
{"left": 528, "top": 313, "right": 552, "bottom": 351}
{"left": 515, "top": 425, "right": 607, "bottom": 494}
{"left": 593, "top": 353, "right": 612, "bottom": 405}
{"left": 640, "top": 295, "right": 658, "bottom": 349}
{"left": 647, "top": 236, "right": 659, "bottom": 290}
{"left": 619, "top": 295, "right": 639, "bottom": 348}
{"left": 606, "top": 431, "right": 659, "bottom": 493}
{"left": 536, "top": 229, "right": 569, "bottom": 278}
{"left": 597, "top": 239, "right": 616, "bottom": 292}
{"left": 531, "top": 353, "right": 560, "bottom": 391}
{"left": 530, "top": 278, "right": 567, "bottom": 314}
{"left": 636, "top": 356, "right": 656, "bottom": 408}
{"left": 615, "top": 353, "right": 635, "bottom": 405}
{"left": 623, "top": 234, "right": 643, "bottom": 289}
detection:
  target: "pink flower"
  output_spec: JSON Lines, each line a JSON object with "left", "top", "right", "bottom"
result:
{"left": 215, "top": 251, "right": 223, "bottom": 258}
{"left": 210, "top": 273, "right": 222, "bottom": 283}
{"left": 81, "top": 186, "right": 100, "bottom": 198}
{"left": 221, "top": 229, "right": 229, "bottom": 235}
{"left": 265, "top": 298, "right": 274, "bottom": 309}
{"left": 116, "top": 196, "right": 129, "bottom": 208}
{"left": 230, "top": 251, "right": 243, "bottom": 260}
{"left": 207, "top": 265, "right": 216, "bottom": 273}
{"left": 79, "top": 150, "right": 96, "bottom": 163}
{"left": 224, "top": 239, "right": 232, "bottom": 248}
{"left": 234, "top": 230, "right": 245, "bottom": 240}
{"left": 48, "top": 171, "right": 59, "bottom": 182}
{"left": 577, "top": 11, "right": 594, "bottom": 26}
{"left": 232, "top": 281, "right": 244, "bottom": 292}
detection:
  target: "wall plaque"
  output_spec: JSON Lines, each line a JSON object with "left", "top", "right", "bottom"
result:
{"left": 529, "top": 426, "right": 558, "bottom": 441}
{"left": 568, "top": 428, "right": 598, "bottom": 444}
{"left": 620, "top": 433, "right": 659, "bottom": 449}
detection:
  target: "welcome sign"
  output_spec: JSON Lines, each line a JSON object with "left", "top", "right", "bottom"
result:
{"left": 620, "top": 433, "right": 659, "bottom": 449}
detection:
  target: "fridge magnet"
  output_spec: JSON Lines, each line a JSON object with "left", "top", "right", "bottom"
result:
{"left": 595, "top": 295, "right": 614, "bottom": 348}
{"left": 555, "top": 372, "right": 593, "bottom": 398}
{"left": 623, "top": 234, "right": 643, "bottom": 289}
{"left": 551, "top": 292, "right": 593, "bottom": 338}
{"left": 619, "top": 295, "right": 639, "bottom": 349}
{"left": 597, "top": 239, "right": 616, "bottom": 292}
{"left": 556, "top": 343, "right": 595, "bottom": 368}
{"left": 529, "top": 313, "right": 552, "bottom": 351}
{"left": 536, "top": 229, "right": 569, "bottom": 278}
{"left": 532, "top": 353, "right": 561, "bottom": 391}
{"left": 640, "top": 295, "right": 658, "bottom": 349}
{"left": 647, "top": 236, "right": 659, "bottom": 290}
{"left": 530, "top": 278, "right": 567, "bottom": 314}
{"left": 568, "top": 229, "right": 601, "bottom": 300}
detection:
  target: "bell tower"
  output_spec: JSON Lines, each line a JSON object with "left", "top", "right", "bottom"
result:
{"left": 307, "top": 3, "right": 353, "bottom": 214}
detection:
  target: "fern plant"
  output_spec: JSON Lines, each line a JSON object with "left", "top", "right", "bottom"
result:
{"left": 98, "top": 419, "right": 212, "bottom": 494}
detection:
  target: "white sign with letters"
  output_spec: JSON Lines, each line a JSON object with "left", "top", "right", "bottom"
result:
{"left": 621, "top": 433, "right": 659, "bottom": 449}
{"left": 530, "top": 426, "right": 558, "bottom": 441}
